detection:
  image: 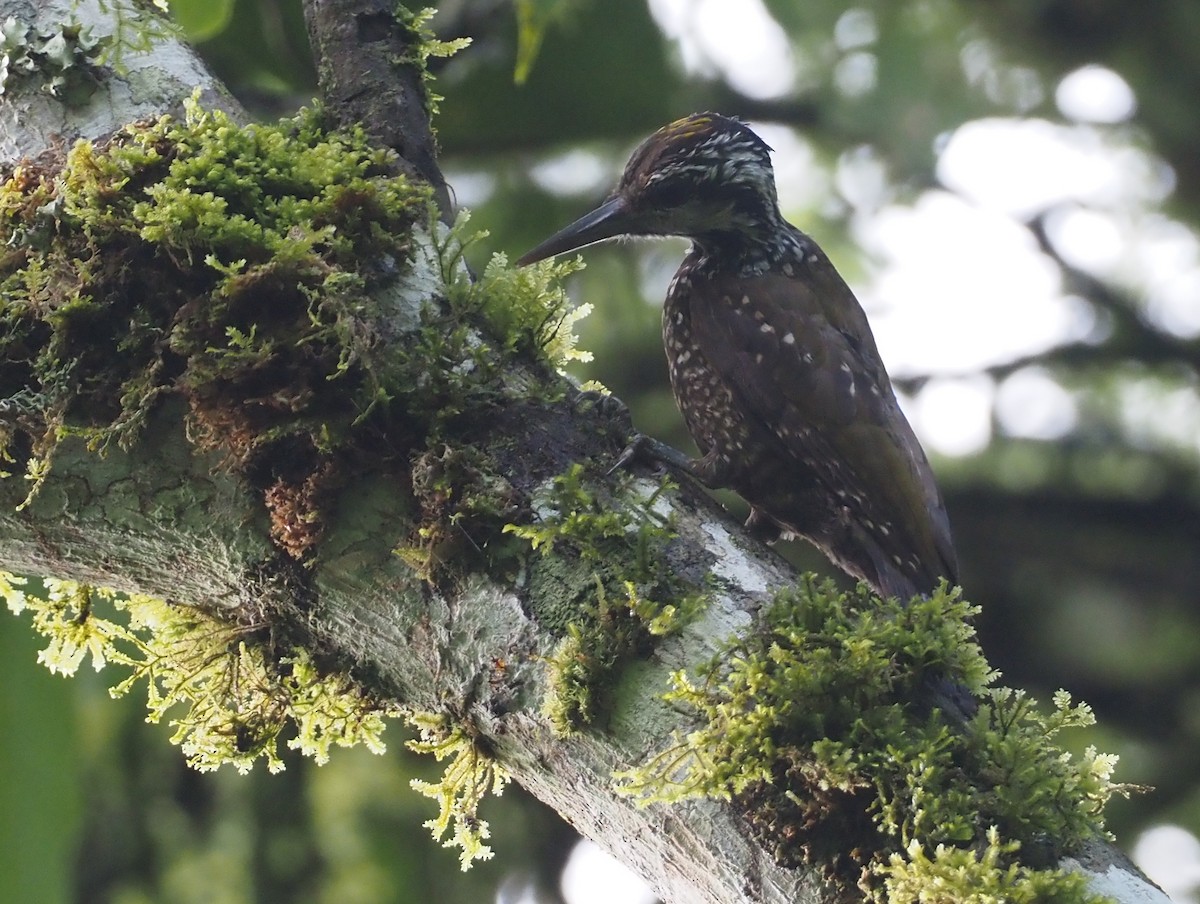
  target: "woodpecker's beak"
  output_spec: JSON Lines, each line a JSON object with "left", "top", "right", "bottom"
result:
{"left": 516, "top": 196, "right": 634, "bottom": 266}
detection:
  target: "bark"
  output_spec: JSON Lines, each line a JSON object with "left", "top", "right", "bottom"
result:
{"left": 303, "top": 0, "right": 454, "bottom": 217}
{"left": 0, "top": 2, "right": 1169, "bottom": 903}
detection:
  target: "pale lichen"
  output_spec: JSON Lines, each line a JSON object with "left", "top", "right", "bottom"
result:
{"left": 0, "top": 16, "right": 109, "bottom": 103}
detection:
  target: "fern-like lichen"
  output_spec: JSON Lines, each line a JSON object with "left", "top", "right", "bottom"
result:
{"left": 405, "top": 710, "right": 510, "bottom": 870}
{"left": 435, "top": 210, "right": 591, "bottom": 376}
{"left": 392, "top": 6, "right": 471, "bottom": 119}
{"left": 2, "top": 571, "right": 397, "bottom": 774}
{"left": 883, "top": 828, "right": 1100, "bottom": 904}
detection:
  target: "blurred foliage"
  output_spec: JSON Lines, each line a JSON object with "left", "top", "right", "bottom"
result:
{"left": 4, "top": 0, "right": 1200, "bottom": 901}
{"left": 170, "top": 0, "right": 235, "bottom": 42}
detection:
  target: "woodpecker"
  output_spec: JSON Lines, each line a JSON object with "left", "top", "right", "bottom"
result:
{"left": 518, "top": 113, "right": 957, "bottom": 600}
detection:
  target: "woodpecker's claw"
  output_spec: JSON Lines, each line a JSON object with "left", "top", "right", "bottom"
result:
{"left": 609, "top": 432, "right": 693, "bottom": 477}
{"left": 608, "top": 434, "right": 644, "bottom": 476}
{"left": 745, "top": 506, "right": 786, "bottom": 545}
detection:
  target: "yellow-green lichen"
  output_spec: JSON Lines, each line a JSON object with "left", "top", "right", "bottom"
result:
{"left": 616, "top": 578, "right": 1122, "bottom": 902}
{"left": 2, "top": 571, "right": 398, "bottom": 774}
{"left": 505, "top": 463, "right": 705, "bottom": 735}
{"left": 405, "top": 709, "right": 511, "bottom": 870}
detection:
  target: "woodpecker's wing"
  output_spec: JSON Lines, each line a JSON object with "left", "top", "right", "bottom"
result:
{"left": 691, "top": 248, "right": 958, "bottom": 590}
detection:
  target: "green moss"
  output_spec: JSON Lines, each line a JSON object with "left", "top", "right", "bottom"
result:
{"left": 395, "top": 442, "right": 523, "bottom": 582}
{"left": 1, "top": 80, "right": 594, "bottom": 537}
{"left": 1, "top": 98, "right": 434, "bottom": 523}
{"left": 540, "top": 577, "right": 692, "bottom": 733}
{"left": 1, "top": 571, "right": 397, "bottom": 773}
{"left": 616, "top": 578, "right": 1122, "bottom": 902}
{"left": 504, "top": 463, "right": 705, "bottom": 735}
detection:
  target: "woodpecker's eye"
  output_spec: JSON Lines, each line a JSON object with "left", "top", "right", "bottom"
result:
{"left": 644, "top": 179, "right": 693, "bottom": 208}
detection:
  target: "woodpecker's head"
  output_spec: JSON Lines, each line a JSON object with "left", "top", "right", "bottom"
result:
{"left": 517, "top": 113, "right": 782, "bottom": 265}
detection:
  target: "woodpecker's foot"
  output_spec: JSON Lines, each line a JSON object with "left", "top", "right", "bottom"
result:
{"left": 572, "top": 388, "right": 634, "bottom": 432}
{"left": 745, "top": 507, "right": 785, "bottom": 545}
{"left": 609, "top": 432, "right": 694, "bottom": 477}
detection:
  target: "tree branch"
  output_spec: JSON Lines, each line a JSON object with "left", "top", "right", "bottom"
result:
{"left": 302, "top": 0, "right": 454, "bottom": 218}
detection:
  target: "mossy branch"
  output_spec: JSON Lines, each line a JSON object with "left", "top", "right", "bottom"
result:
{"left": 616, "top": 578, "right": 1128, "bottom": 901}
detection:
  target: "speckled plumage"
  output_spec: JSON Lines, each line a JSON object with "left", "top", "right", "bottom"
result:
{"left": 518, "top": 113, "right": 957, "bottom": 599}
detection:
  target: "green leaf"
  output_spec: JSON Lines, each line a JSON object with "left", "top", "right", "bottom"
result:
{"left": 513, "top": 0, "right": 581, "bottom": 85}
{"left": 170, "top": 0, "right": 235, "bottom": 42}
